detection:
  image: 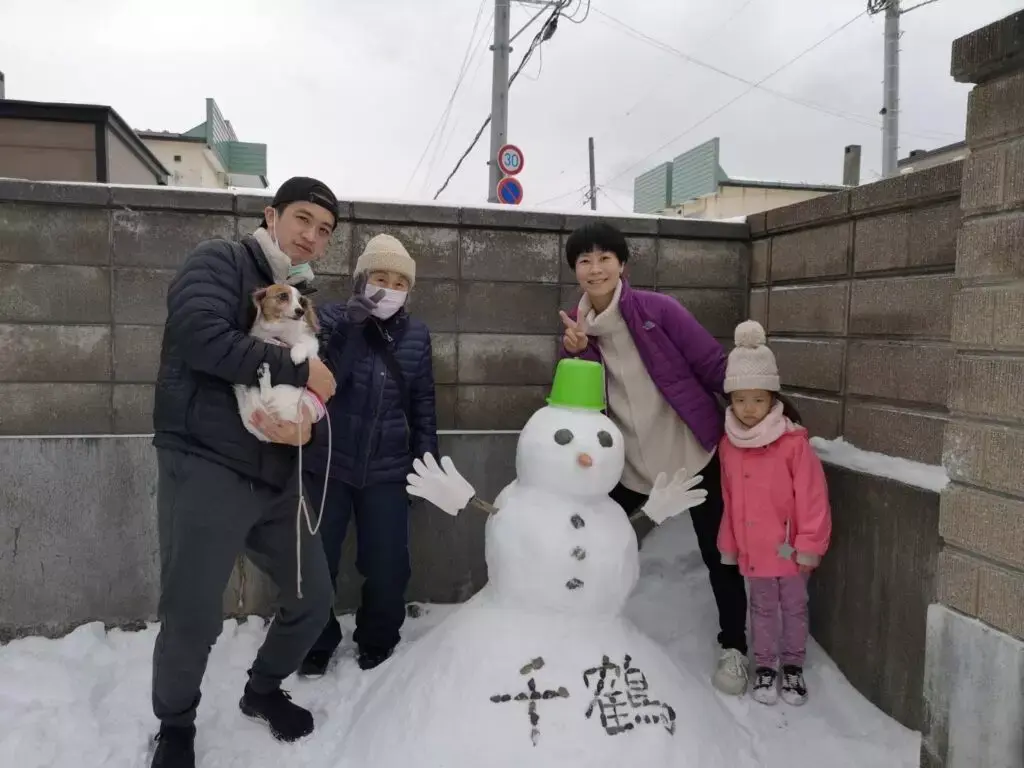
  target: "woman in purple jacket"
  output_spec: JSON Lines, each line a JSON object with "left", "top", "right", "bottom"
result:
{"left": 559, "top": 221, "right": 749, "bottom": 697}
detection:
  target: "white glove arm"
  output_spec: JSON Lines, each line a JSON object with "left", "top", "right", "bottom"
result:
{"left": 406, "top": 453, "right": 478, "bottom": 517}
{"left": 641, "top": 469, "right": 708, "bottom": 525}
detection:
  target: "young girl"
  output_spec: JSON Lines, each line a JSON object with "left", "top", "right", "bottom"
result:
{"left": 717, "top": 319, "right": 831, "bottom": 706}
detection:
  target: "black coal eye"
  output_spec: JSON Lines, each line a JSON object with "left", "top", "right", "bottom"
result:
{"left": 553, "top": 429, "right": 574, "bottom": 445}
{"left": 597, "top": 430, "right": 613, "bottom": 448}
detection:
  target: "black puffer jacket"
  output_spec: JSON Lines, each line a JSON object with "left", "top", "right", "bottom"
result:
{"left": 152, "top": 234, "right": 311, "bottom": 490}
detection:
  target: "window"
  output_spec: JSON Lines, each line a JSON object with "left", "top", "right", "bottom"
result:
{"left": 173, "top": 155, "right": 182, "bottom": 162}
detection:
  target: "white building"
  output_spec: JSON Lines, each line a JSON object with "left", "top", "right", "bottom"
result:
{"left": 138, "top": 98, "right": 268, "bottom": 189}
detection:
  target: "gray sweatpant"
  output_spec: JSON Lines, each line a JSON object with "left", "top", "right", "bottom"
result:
{"left": 151, "top": 448, "right": 333, "bottom": 728}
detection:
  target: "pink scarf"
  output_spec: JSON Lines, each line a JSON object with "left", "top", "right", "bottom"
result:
{"left": 725, "top": 401, "right": 797, "bottom": 448}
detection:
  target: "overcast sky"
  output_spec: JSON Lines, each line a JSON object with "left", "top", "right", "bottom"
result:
{"left": 1, "top": 0, "right": 1017, "bottom": 213}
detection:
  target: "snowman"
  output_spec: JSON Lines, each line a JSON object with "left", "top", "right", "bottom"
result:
{"left": 333, "top": 359, "right": 758, "bottom": 768}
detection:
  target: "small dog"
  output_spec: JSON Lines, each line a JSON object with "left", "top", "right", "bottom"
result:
{"left": 235, "top": 283, "right": 324, "bottom": 442}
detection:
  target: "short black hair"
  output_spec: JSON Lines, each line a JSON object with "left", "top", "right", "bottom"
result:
{"left": 565, "top": 221, "right": 630, "bottom": 270}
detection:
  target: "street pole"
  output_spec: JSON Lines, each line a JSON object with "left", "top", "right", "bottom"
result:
{"left": 487, "top": 0, "right": 511, "bottom": 203}
{"left": 588, "top": 137, "right": 597, "bottom": 210}
{"left": 881, "top": 0, "right": 900, "bottom": 177}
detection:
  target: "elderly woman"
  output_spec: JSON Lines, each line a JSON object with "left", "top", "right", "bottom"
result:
{"left": 559, "top": 221, "right": 749, "bottom": 697}
{"left": 299, "top": 233, "right": 438, "bottom": 676}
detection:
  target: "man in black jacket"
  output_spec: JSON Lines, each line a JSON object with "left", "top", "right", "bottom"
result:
{"left": 149, "top": 177, "right": 341, "bottom": 768}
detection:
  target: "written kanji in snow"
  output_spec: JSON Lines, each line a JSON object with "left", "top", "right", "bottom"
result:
{"left": 490, "top": 657, "right": 570, "bottom": 746}
{"left": 583, "top": 654, "right": 677, "bottom": 736}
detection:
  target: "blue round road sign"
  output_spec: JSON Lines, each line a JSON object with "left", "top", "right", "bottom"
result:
{"left": 497, "top": 176, "right": 524, "bottom": 205}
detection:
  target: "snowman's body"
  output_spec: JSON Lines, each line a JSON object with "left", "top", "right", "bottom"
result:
{"left": 333, "top": 403, "right": 757, "bottom": 768}
{"left": 486, "top": 485, "right": 639, "bottom": 616}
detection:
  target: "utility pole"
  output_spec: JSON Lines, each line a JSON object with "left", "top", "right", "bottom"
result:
{"left": 588, "top": 137, "right": 597, "bottom": 210}
{"left": 881, "top": 0, "right": 900, "bottom": 177}
{"left": 868, "top": 0, "right": 939, "bottom": 177}
{"left": 487, "top": 0, "right": 512, "bottom": 203}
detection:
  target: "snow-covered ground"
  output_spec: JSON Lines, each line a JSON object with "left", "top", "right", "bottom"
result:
{"left": 0, "top": 515, "right": 920, "bottom": 768}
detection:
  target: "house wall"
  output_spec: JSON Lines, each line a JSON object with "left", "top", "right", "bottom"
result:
{"left": 0, "top": 118, "right": 96, "bottom": 182}
{"left": 142, "top": 138, "right": 225, "bottom": 188}
{"left": 106, "top": 127, "right": 163, "bottom": 185}
{"left": 673, "top": 183, "right": 835, "bottom": 220}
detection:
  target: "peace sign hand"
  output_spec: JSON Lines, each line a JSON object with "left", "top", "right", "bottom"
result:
{"left": 559, "top": 310, "right": 589, "bottom": 354}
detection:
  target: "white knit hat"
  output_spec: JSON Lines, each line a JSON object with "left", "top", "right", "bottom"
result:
{"left": 354, "top": 234, "right": 416, "bottom": 287}
{"left": 724, "top": 320, "right": 780, "bottom": 393}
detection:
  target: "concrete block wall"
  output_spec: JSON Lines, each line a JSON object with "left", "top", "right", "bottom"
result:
{"left": 0, "top": 432, "right": 518, "bottom": 641}
{"left": 747, "top": 161, "right": 962, "bottom": 463}
{"left": 923, "top": 11, "right": 1024, "bottom": 768}
{"left": 0, "top": 179, "right": 749, "bottom": 436}
{"left": 746, "top": 99, "right": 964, "bottom": 734}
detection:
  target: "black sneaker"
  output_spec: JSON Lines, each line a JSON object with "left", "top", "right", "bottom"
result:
{"left": 298, "top": 650, "right": 332, "bottom": 678}
{"left": 151, "top": 725, "right": 195, "bottom": 768}
{"left": 357, "top": 645, "right": 394, "bottom": 671}
{"left": 239, "top": 683, "right": 314, "bottom": 742}
{"left": 751, "top": 666, "right": 779, "bottom": 705}
{"left": 780, "top": 665, "right": 808, "bottom": 706}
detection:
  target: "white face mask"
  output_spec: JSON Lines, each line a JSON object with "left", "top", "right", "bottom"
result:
{"left": 365, "top": 284, "right": 408, "bottom": 320}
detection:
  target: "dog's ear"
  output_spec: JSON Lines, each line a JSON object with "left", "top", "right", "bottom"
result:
{"left": 300, "top": 296, "right": 320, "bottom": 334}
{"left": 252, "top": 287, "right": 268, "bottom": 311}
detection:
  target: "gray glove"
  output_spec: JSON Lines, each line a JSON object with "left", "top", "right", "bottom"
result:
{"left": 346, "top": 273, "right": 386, "bottom": 324}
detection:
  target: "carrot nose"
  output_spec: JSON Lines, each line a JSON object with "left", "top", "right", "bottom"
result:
{"left": 577, "top": 453, "right": 593, "bottom": 468}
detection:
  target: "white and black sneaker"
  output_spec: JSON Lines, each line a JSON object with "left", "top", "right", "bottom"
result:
{"left": 711, "top": 648, "right": 749, "bottom": 696}
{"left": 780, "top": 665, "right": 808, "bottom": 706}
{"left": 751, "top": 666, "right": 779, "bottom": 705}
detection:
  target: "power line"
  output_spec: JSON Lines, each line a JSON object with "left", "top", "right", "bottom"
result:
{"left": 432, "top": 2, "right": 571, "bottom": 201}
{"left": 701, "top": 0, "right": 757, "bottom": 41}
{"left": 406, "top": 0, "right": 489, "bottom": 194}
{"left": 431, "top": 9, "right": 495, "bottom": 186}
{"left": 533, "top": 183, "right": 589, "bottom": 207}
{"left": 573, "top": 9, "right": 871, "bottom": 199}
{"left": 562, "top": 0, "right": 592, "bottom": 23}
{"left": 593, "top": 7, "right": 958, "bottom": 142}
{"left": 540, "top": 0, "right": 759, "bottom": 191}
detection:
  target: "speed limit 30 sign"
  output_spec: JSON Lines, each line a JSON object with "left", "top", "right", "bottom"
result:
{"left": 497, "top": 144, "right": 524, "bottom": 176}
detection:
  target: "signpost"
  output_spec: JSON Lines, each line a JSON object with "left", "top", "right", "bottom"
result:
{"left": 497, "top": 144, "right": 524, "bottom": 176}
{"left": 496, "top": 144, "right": 524, "bottom": 205}
{"left": 496, "top": 176, "right": 524, "bottom": 206}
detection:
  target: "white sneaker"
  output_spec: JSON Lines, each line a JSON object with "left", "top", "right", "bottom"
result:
{"left": 780, "top": 665, "right": 808, "bottom": 706}
{"left": 751, "top": 666, "right": 779, "bottom": 705}
{"left": 712, "top": 648, "right": 749, "bottom": 696}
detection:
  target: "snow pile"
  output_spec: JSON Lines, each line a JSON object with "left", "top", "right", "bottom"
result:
{"left": 0, "top": 518, "right": 919, "bottom": 768}
{"left": 810, "top": 437, "right": 949, "bottom": 493}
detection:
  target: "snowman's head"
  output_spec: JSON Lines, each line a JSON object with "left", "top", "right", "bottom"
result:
{"left": 515, "top": 405, "right": 625, "bottom": 497}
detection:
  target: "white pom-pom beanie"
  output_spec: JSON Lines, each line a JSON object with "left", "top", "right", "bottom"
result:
{"left": 354, "top": 234, "right": 416, "bottom": 287}
{"left": 724, "top": 320, "right": 780, "bottom": 393}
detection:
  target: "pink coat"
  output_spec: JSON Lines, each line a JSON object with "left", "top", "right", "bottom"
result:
{"left": 717, "top": 428, "right": 832, "bottom": 578}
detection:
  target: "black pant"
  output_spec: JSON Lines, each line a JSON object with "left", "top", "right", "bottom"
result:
{"left": 151, "top": 449, "right": 334, "bottom": 728}
{"left": 610, "top": 452, "right": 748, "bottom": 654}
{"left": 305, "top": 475, "right": 412, "bottom": 655}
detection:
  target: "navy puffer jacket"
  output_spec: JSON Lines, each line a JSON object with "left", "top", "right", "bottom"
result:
{"left": 152, "top": 235, "right": 311, "bottom": 490}
{"left": 303, "top": 303, "right": 438, "bottom": 487}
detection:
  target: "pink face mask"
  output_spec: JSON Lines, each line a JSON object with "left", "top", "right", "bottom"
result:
{"left": 365, "top": 284, "right": 408, "bottom": 320}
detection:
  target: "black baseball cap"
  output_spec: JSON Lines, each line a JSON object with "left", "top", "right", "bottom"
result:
{"left": 260, "top": 176, "right": 340, "bottom": 230}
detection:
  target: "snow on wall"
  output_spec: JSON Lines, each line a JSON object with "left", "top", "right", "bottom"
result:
{"left": 810, "top": 437, "right": 949, "bottom": 493}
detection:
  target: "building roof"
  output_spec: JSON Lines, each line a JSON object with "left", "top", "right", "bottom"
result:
{"left": 897, "top": 140, "right": 968, "bottom": 168}
{"left": 136, "top": 129, "right": 206, "bottom": 143}
{"left": 720, "top": 177, "right": 845, "bottom": 193}
{"left": 0, "top": 98, "right": 169, "bottom": 182}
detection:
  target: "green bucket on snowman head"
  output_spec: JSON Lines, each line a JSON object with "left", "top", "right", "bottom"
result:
{"left": 546, "top": 358, "right": 606, "bottom": 411}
